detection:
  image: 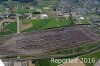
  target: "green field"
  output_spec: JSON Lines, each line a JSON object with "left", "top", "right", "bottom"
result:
{"left": 16, "top": 8, "right": 36, "bottom": 14}
{"left": 0, "top": 31, "right": 13, "bottom": 35}
{"left": 0, "top": 22, "right": 17, "bottom": 35}
{"left": 22, "top": 18, "right": 58, "bottom": 32}
{"left": 80, "top": 51, "right": 100, "bottom": 66}
{"left": 79, "top": 18, "right": 90, "bottom": 24}
{"left": 5, "top": 22, "right": 17, "bottom": 33}
{"left": 35, "top": 59, "right": 50, "bottom": 66}
{"left": 34, "top": 51, "right": 100, "bottom": 66}
{"left": 17, "top": 8, "right": 29, "bottom": 14}
{"left": 58, "top": 17, "right": 74, "bottom": 27}
{"left": 22, "top": 17, "right": 73, "bottom": 32}
{"left": 36, "top": 0, "right": 59, "bottom": 9}
{"left": 0, "top": 17, "right": 74, "bottom": 35}
{"left": 35, "top": 59, "right": 59, "bottom": 66}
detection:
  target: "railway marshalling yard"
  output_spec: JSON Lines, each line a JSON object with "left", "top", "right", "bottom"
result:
{"left": 0, "top": 1, "right": 100, "bottom": 66}
{"left": 0, "top": 25, "right": 100, "bottom": 57}
{"left": 0, "top": 25, "right": 100, "bottom": 66}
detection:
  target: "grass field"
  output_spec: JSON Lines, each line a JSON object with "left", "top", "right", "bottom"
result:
{"left": 35, "top": 59, "right": 59, "bottom": 66}
{"left": 0, "top": 31, "right": 13, "bottom": 35}
{"left": 22, "top": 18, "right": 57, "bottom": 32}
{"left": 16, "top": 8, "right": 29, "bottom": 14}
{"left": 79, "top": 17, "right": 90, "bottom": 24}
{"left": 34, "top": 41, "right": 100, "bottom": 66}
{"left": 34, "top": 51, "right": 100, "bottom": 66}
{"left": 35, "top": 59, "right": 51, "bottom": 66}
{"left": 0, "top": 17, "right": 74, "bottom": 35}
{"left": 80, "top": 50, "right": 100, "bottom": 66}
{"left": 5, "top": 22, "right": 17, "bottom": 33}
{"left": 22, "top": 17, "right": 73, "bottom": 32}
{"left": 0, "top": 22, "right": 17, "bottom": 35}
{"left": 58, "top": 17, "right": 74, "bottom": 27}
{"left": 36, "top": 0, "right": 59, "bottom": 9}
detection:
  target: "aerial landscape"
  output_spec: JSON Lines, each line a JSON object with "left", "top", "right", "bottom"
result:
{"left": 0, "top": 0, "right": 100, "bottom": 66}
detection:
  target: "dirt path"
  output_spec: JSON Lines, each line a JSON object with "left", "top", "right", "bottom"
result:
{"left": 20, "top": 23, "right": 33, "bottom": 31}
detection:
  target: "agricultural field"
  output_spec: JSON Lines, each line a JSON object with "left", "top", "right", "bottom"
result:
{"left": 36, "top": 0, "right": 59, "bottom": 9}
{"left": 80, "top": 50, "right": 100, "bottom": 66}
{"left": 0, "top": 22, "right": 17, "bottom": 35}
{"left": 58, "top": 17, "right": 74, "bottom": 27}
{"left": 0, "top": 13, "right": 74, "bottom": 35}
{"left": 17, "top": 8, "right": 29, "bottom": 14}
{"left": 16, "top": 7, "right": 36, "bottom": 14}
{"left": 0, "top": 31, "right": 13, "bottom": 35}
{"left": 35, "top": 59, "right": 58, "bottom": 66}
{"left": 5, "top": 22, "right": 17, "bottom": 33}
{"left": 22, "top": 17, "right": 74, "bottom": 32}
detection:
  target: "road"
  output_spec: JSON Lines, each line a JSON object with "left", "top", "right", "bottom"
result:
{"left": 94, "top": 59, "right": 100, "bottom": 66}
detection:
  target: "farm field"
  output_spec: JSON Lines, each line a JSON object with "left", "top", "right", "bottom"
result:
{"left": 0, "top": 31, "right": 13, "bottom": 35}
{"left": 0, "top": 16, "right": 74, "bottom": 35}
{"left": 16, "top": 7, "right": 36, "bottom": 14}
{"left": 0, "top": 22, "right": 17, "bottom": 35}
{"left": 35, "top": 58, "right": 85, "bottom": 66}
{"left": 22, "top": 17, "right": 73, "bottom": 32}
{"left": 79, "top": 50, "right": 100, "bottom": 66}
{"left": 35, "top": 59, "right": 60, "bottom": 66}
{"left": 58, "top": 17, "right": 74, "bottom": 27}
{"left": 17, "top": 8, "right": 29, "bottom": 14}
{"left": 5, "top": 22, "right": 17, "bottom": 33}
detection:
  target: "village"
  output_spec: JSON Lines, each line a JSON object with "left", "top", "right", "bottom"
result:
{"left": 0, "top": 0, "right": 100, "bottom": 36}
{"left": 0, "top": 0, "right": 72, "bottom": 34}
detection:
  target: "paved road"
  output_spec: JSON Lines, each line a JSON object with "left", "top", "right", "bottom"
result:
{"left": 94, "top": 59, "right": 100, "bottom": 66}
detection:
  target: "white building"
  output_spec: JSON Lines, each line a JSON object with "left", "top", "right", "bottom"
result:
{"left": 80, "top": 17, "right": 85, "bottom": 20}
{"left": 36, "top": 14, "right": 48, "bottom": 19}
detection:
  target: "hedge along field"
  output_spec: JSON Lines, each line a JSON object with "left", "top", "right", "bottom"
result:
{"left": 0, "top": 31, "right": 13, "bottom": 35}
